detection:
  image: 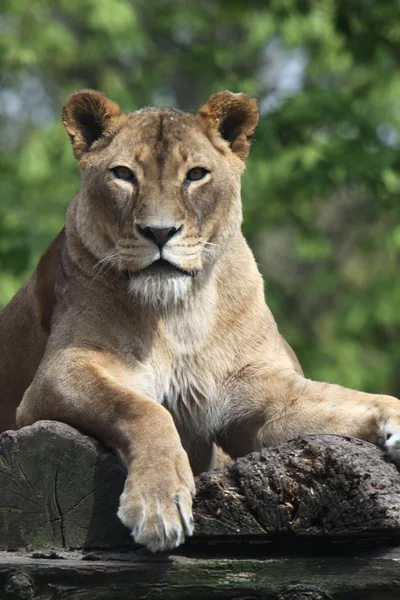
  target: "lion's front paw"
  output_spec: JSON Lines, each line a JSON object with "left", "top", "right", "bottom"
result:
{"left": 117, "top": 451, "right": 195, "bottom": 552}
{"left": 375, "top": 406, "right": 400, "bottom": 465}
{"left": 382, "top": 423, "right": 400, "bottom": 465}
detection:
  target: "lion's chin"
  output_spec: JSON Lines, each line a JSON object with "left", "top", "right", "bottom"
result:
{"left": 127, "top": 269, "right": 193, "bottom": 308}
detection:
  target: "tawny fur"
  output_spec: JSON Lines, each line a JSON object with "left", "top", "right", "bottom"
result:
{"left": 1, "top": 90, "right": 400, "bottom": 552}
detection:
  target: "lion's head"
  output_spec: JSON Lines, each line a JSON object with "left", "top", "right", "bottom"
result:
{"left": 63, "top": 89, "right": 259, "bottom": 306}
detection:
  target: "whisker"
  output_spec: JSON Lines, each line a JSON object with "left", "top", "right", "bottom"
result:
{"left": 92, "top": 256, "right": 119, "bottom": 274}
{"left": 200, "top": 242, "right": 221, "bottom": 248}
{"left": 93, "top": 249, "right": 119, "bottom": 268}
{"left": 91, "top": 249, "right": 121, "bottom": 282}
{"left": 201, "top": 241, "right": 221, "bottom": 248}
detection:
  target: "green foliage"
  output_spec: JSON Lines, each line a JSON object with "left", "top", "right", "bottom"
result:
{"left": 1, "top": 0, "right": 400, "bottom": 394}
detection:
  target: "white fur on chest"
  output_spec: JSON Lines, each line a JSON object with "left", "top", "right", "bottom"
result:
{"left": 161, "top": 308, "right": 222, "bottom": 434}
{"left": 159, "top": 295, "right": 225, "bottom": 434}
{"left": 128, "top": 356, "right": 221, "bottom": 435}
{"left": 127, "top": 288, "right": 224, "bottom": 435}
{"left": 160, "top": 357, "right": 220, "bottom": 434}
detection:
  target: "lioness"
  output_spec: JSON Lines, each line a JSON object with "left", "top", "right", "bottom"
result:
{"left": 1, "top": 89, "right": 400, "bottom": 552}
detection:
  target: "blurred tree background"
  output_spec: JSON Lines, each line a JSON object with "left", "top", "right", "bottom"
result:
{"left": 1, "top": 0, "right": 400, "bottom": 394}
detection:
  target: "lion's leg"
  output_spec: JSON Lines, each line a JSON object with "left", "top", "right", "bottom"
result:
{"left": 17, "top": 347, "right": 195, "bottom": 552}
{"left": 218, "top": 371, "right": 400, "bottom": 463}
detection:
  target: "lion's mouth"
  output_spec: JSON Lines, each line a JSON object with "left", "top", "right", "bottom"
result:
{"left": 122, "top": 258, "right": 196, "bottom": 280}
{"left": 142, "top": 258, "right": 193, "bottom": 276}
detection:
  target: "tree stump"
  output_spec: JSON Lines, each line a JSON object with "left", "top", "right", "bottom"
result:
{"left": 0, "top": 422, "right": 130, "bottom": 551}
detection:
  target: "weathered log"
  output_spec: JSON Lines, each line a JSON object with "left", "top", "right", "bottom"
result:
{"left": 1, "top": 422, "right": 400, "bottom": 551}
{"left": 0, "top": 547, "right": 399, "bottom": 600}
{"left": 1, "top": 422, "right": 400, "bottom": 599}
{"left": 0, "top": 422, "right": 130, "bottom": 551}
{"left": 194, "top": 433, "right": 400, "bottom": 539}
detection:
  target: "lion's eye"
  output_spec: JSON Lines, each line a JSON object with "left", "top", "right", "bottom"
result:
{"left": 185, "top": 167, "right": 209, "bottom": 182}
{"left": 112, "top": 166, "right": 135, "bottom": 182}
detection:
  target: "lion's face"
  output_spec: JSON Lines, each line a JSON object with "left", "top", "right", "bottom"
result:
{"left": 63, "top": 90, "right": 259, "bottom": 306}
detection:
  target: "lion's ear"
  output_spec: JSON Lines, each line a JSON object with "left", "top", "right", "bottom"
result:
{"left": 62, "top": 89, "right": 123, "bottom": 159}
{"left": 198, "top": 91, "right": 259, "bottom": 160}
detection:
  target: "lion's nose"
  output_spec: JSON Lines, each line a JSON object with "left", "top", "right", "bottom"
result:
{"left": 136, "top": 224, "right": 182, "bottom": 248}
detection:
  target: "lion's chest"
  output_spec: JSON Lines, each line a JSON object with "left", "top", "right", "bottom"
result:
{"left": 132, "top": 303, "right": 226, "bottom": 434}
{"left": 158, "top": 354, "right": 223, "bottom": 434}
